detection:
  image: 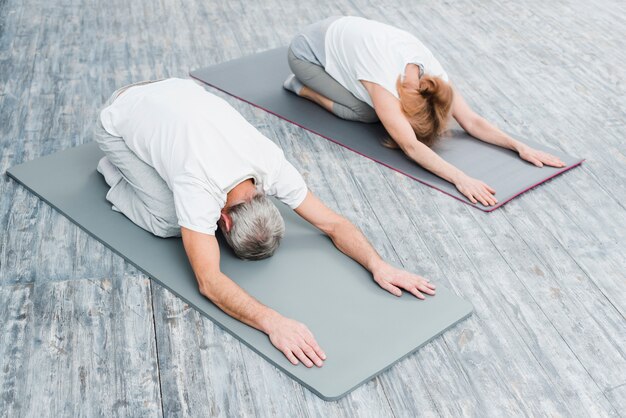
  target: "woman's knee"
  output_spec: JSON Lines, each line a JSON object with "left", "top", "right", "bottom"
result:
{"left": 287, "top": 47, "right": 326, "bottom": 85}
{"left": 332, "top": 101, "right": 379, "bottom": 123}
{"left": 287, "top": 47, "right": 308, "bottom": 79}
{"left": 354, "top": 104, "right": 379, "bottom": 123}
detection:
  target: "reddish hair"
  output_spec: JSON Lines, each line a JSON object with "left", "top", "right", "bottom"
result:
{"left": 384, "top": 75, "right": 454, "bottom": 148}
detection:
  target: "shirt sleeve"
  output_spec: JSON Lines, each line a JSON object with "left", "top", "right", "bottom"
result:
{"left": 426, "top": 56, "right": 449, "bottom": 82}
{"left": 171, "top": 175, "right": 223, "bottom": 235}
{"left": 266, "top": 158, "right": 308, "bottom": 209}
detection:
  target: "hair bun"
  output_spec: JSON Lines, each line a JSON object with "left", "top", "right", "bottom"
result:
{"left": 418, "top": 76, "right": 436, "bottom": 97}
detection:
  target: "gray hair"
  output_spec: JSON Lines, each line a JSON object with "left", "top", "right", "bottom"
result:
{"left": 220, "top": 193, "right": 285, "bottom": 260}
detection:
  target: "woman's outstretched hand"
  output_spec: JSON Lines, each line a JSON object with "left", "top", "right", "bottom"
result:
{"left": 455, "top": 174, "right": 498, "bottom": 206}
{"left": 518, "top": 145, "right": 566, "bottom": 168}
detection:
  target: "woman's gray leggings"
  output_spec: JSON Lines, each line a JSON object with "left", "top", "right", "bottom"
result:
{"left": 287, "top": 48, "right": 379, "bottom": 123}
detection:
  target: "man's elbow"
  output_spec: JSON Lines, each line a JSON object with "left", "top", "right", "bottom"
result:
{"left": 197, "top": 272, "right": 221, "bottom": 300}
{"left": 324, "top": 216, "right": 351, "bottom": 239}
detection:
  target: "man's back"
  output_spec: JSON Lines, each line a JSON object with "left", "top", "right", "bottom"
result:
{"left": 99, "top": 78, "right": 307, "bottom": 235}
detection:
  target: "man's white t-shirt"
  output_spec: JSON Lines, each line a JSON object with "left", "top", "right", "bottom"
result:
{"left": 324, "top": 16, "right": 449, "bottom": 107}
{"left": 100, "top": 78, "right": 308, "bottom": 235}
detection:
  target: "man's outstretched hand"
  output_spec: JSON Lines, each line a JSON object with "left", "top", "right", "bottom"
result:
{"left": 265, "top": 314, "right": 326, "bottom": 368}
{"left": 372, "top": 262, "right": 436, "bottom": 299}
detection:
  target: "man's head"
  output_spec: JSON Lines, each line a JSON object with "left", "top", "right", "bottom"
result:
{"left": 218, "top": 181, "right": 285, "bottom": 260}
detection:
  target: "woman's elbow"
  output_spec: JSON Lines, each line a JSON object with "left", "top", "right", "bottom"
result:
{"left": 459, "top": 115, "right": 482, "bottom": 135}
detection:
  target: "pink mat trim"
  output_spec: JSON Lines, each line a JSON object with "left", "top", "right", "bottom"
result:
{"left": 190, "top": 74, "right": 584, "bottom": 213}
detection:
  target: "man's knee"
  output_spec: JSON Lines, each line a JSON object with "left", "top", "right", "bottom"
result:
{"left": 151, "top": 214, "right": 181, "bottom": 238}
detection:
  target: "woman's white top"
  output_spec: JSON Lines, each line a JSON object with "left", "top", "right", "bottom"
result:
{"left": 324, "top": 16, "right": 449, "bottom": 107}
{"left": 100, "top": 78, "right": 308, "bottom": 235}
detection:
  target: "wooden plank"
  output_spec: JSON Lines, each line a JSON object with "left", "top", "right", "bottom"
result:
{"left": 7, "top": 277, "right": 163, "bottom": 417}
{"left": 499, "top": 191, "right": 626, "bottom": 385}
{"left": 605, "top": 383, "right": 626, "bottom": 414}
{"left": 379, "top": 165, "right": 619, "bottom": 416}
{"left": 150, "top": 282, "right": 262, "bottom": 418}
{"left": 0, "top": 284, "right": 34, "bottom": 417}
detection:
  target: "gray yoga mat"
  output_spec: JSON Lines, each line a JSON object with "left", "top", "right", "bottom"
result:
{"left": 7, "top": 142, "right": 473, "bottom": 401}
{"left": 190, "top": 47, "right": 584, "bottom": 212}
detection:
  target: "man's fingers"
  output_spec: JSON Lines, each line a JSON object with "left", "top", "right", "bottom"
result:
{"left": 418, "top": 282, "right": 436, "bottom": 295}
{"left": 380, "top": 280, "right": 402, "bottom": 296}
{"left": 422, "top": 280, "right": 436, "bottom": 290}
{"left": 301, "top": 344, "right": 324, "bottom": 367}
{"left": 292, "top": 347, "right": 314, "bottom": 368}
{"left": 484, "top": 183, "right": 496, "bottom": 194}
{"left": 282, "top": 349, "right": 299, "bottom": 365}
{"left": 304, "top": 335, "right": 326, "bottom": 360}
{"left": 408, "top": 287, "right": 426, "bottom": 300}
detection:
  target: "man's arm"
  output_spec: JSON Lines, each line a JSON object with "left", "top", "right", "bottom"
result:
{"left": 451, "top": 87, "right": 565, "bottom": 168}
{"left": 294, "top": 192, "right": 436, "bottom": 299}
{"left": 181, "top": 227, "right": 326, "bottom": 367}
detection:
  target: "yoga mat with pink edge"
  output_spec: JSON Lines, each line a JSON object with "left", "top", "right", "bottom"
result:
{"left": 190, "top": 47, "right": 583, "bottom": 212}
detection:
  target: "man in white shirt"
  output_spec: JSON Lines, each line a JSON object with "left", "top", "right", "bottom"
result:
{"left": 95, "top": 78, "right": 436, "bottom": 368}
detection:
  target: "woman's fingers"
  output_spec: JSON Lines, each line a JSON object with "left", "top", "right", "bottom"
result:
{"left": 482, "top": 189, "right": 498, "bottom": 205}
{"left": 459, "top": 181, "right": 499, "bottom": 206}
{"left": 543, "top": 154, "right": 565, "bottom": 167}
{"left": 529, "top": 156, "right": 543, "bottom": 167}
{"left": 467, "top": 193, "right": 478, "bottom": 204}
{"left": 474, "top": 189, "right": 492, "bottom": 206}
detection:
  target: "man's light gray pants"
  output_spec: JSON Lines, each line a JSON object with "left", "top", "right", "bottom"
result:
{"left": 94, "top": 81, "right": 181, "bottom": 238}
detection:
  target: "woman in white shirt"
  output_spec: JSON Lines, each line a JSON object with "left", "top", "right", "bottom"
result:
{"left": 284, "top": 16, "right": 565, "bottom": 206}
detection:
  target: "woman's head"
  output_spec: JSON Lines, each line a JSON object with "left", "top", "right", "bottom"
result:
{"left": 390, "top": 75, "right": 454, "bottom": 148}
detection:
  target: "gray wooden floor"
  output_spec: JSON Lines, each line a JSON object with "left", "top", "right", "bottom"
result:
{"left": 1, "top": 0, "right": 624, "bottom": 416}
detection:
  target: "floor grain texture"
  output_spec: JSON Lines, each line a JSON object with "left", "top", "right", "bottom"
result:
{"left": 0, "top": 0, "right": 624, "bottom": 416}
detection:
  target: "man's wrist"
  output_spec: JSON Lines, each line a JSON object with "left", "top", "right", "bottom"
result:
{"left": 367, "top": 256, "right": 386, "bottom": 276}
{"left": 256, "top": 308, "right": 281, "bottom": 335}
